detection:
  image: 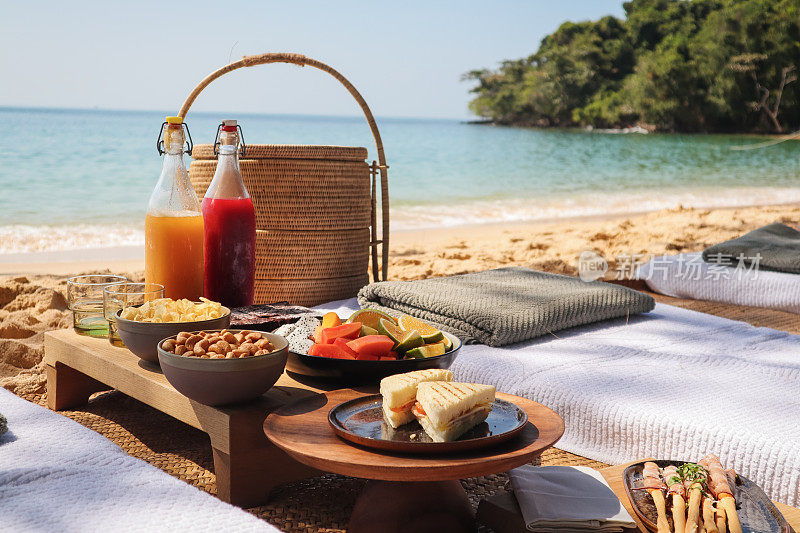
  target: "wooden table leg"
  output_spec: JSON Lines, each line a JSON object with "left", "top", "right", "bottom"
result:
{"left": 46, "top": 362, "right": 110, "bottom": 411}
{"left": 211, "top": 423, "right": 321, "bottom": 508}
{"left": 348, "top": 480, "right": 476, "bottom": 533}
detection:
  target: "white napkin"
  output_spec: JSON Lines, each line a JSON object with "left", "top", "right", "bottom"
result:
{"left": 509, "top": 465, "right": 636, "bottom": 532}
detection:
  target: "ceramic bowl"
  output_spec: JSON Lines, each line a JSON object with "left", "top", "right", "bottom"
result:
{"left": 115, "top": 308, "right": 231, "bottom": 363}
{"left": 157, "top": 330, "right": 288, "bottom": 406}
{"left": 285, "top": 331, "right": 462, "bottom": 383}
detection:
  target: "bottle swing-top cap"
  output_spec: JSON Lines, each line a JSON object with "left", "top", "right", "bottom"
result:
{"left": 156, "top": 116, "right": 192, "bottom": 155}
{"left": 214, "top": 119, "right": 246, "bottom": 157}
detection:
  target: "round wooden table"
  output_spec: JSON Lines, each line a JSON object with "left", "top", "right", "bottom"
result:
{"left": 264, "top": 389, "right": 564, "bottom": 533}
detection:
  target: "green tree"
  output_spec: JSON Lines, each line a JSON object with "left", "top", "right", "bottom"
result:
{"left": 464, "top": 0, "right": 800, "bottom": 132}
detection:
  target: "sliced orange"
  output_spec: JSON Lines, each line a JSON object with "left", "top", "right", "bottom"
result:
{"left": 346, "top": 309, "right": 397, "bottom": 331}
{"left": 398, "top": 315, "right": 444, "bottom": 343}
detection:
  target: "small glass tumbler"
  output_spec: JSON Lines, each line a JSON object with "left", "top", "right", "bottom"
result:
{"left": 67, "top": 275, "right": 128, "bottom": 337}
{"left": 103, "top": 283, "right": 165, "bottom": 347}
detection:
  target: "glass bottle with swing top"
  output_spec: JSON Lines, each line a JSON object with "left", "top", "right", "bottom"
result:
{"left": 201, "top": 119, "right": 256, "bottom": 307}
{"left": 145, "top": 116, "right": 205, "bottom": 300}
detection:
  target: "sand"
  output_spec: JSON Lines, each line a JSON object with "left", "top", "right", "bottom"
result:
{"left": 0, "top": 270, "right": 143, "bottom": 397}
{"left": 388, "top": 203, "right": 800, "bottom": 279}
{"left": 2, "top": 203, "right": 799, "bottom": 397}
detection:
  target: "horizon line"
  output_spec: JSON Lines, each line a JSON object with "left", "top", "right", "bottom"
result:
{"left": 0, "top": 104, "right": 469, "bottom": 123}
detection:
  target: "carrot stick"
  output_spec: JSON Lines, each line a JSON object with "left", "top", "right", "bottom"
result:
{"left": 672, "top": 494, "right": 687, "bottom": 533}
{"left": 720, "top": 495, "right": 742, "bottom": 533}
{"left": 716, "top": 503, "right": 727, "bottom": 533}
{"left": 702, "top": 497, "right": 719, "bottom": 533}
{"left": 648, "top": 488, "right": 671, "bottom": 533}
{"left": 685, "top": 483, "right": 702, "bottom": 533}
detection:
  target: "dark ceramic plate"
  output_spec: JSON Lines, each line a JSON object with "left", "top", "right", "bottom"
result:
{"left": 286, "top": 331, "right": 462, "bottom": 383}
{"left": 328, "top": 394, "right": 527, "bottom": 454}
{"left": 623, "top": 460, "right": 793, "bottom": 533}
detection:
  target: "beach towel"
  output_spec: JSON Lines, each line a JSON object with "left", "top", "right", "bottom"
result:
{"left": 702, "top": 222, "right": 800, "bottom": 274}
{"left": 637, "top": 252, "right": 800, "bottom": 313}
{"left": 357, "top": 267, "right": 654, "bottom": 346}
{"left": 0, "top": 388, "right": 277, "bottom": 532}
{"left": 315, "top": 298, "right": 800, "bottom": 506}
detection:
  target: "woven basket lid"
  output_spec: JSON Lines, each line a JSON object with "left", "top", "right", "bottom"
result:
{"left": 191, "top": 144, "right": 368, "bottom": 161}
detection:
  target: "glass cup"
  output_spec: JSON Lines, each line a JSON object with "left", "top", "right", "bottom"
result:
{"left": 103, "top": 283, "right": 165, "bottom": 347}
{"left": 67, "top": 275, "right": 128, "bottom": 337}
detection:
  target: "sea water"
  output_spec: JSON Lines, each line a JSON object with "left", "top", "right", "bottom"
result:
{"left": 1, "top": 106, "right": 798, "bottom": 253}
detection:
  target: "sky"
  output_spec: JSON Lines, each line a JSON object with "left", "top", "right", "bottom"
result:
{"left": 0, "top": 1, "right": 625, "bottom": 119}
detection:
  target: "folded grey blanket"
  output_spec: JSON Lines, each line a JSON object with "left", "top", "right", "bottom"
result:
{"left": 357, "top": 267, "right": 655, "bottom": 347}
{"left": 702, "top": 223, "right": 800, "bottom": 274}
{"left": 0, "top": 412, "right": 6, "bottom": 437}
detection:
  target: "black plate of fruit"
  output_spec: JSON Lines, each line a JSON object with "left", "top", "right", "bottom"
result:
{"left": 282, "top": 309, "right": 462, "bottom": 383}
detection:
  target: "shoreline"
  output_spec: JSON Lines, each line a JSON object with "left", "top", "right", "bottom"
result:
{"left": 389, "top": 199, "right": 800, "bottom": 236}
{"left": 0, "top": 247, "right": 144, "bottom": 276}
{"left": 2, "top": 202, "right": 798, "bottom": 277}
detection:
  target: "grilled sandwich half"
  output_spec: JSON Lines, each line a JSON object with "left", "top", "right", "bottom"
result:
{"left": 379, "top": 369, "right": 454, "bottom": 428}
{"left": 412, "top": 382, "right": 496, "bottom": 442}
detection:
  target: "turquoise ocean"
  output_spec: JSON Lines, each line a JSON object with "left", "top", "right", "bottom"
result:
{"left": 1, "top": 106, "right": 799, "bottom": 253}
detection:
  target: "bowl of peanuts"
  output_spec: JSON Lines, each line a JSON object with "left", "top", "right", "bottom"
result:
{"left": 157, "top": 329, "right": 289, "bottom": 406}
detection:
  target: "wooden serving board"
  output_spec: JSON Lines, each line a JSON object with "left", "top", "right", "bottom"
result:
{"left": 264, "top": 389, "right": 565, "bottom": 482}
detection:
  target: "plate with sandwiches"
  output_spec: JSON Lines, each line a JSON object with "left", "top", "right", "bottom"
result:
{"left": 328, "top": 369, "right": 529, "bottom": 453}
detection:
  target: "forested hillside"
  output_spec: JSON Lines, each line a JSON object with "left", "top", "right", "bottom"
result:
{"left": 464, "top": 0, "right": 800, "bottom": 132}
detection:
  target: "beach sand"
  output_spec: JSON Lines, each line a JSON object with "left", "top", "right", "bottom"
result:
{"left": 2, "top": 203, "right": 799, "bottom": 397}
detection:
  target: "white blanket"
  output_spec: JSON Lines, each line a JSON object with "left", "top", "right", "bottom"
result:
{"left": 318, "top": 298, "right": 800, "bottom": 507}
{"left": 0, "top": 388, "right": 277, "bottom": 533}
{"left": 637, "top": 252, "right": 800, "bottom": 313}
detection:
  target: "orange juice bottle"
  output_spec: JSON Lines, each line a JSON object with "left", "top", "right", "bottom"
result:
{"left": 145, "top": 117, "right": 204, "bottom": 300}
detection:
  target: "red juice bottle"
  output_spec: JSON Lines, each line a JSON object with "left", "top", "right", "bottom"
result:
{"left": 202, "top": 120, "right": 256, "bottom": 307}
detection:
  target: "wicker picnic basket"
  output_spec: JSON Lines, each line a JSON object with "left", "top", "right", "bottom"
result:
{"left": 178, "top": 53, "right": 389, "bottom": 306}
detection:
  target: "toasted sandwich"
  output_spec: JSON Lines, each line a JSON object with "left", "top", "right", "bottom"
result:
{"left": 412, "top": 382, "right": 495, "bottom": 442}
{"left": 379, "top": 369, "right": 454, "bottom": 428}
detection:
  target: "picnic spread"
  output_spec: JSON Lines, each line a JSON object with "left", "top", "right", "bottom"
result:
{"left": 5, "top": 53, "right": 800, "bottom": 533}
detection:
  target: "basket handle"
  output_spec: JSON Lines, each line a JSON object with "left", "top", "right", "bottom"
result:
{"left": 178, "top": 52, "right": 389, "bottom": 283}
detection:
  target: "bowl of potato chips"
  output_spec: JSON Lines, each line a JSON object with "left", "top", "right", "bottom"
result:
{"left": 115, "top": 298, "right": 230, "bottom": 363}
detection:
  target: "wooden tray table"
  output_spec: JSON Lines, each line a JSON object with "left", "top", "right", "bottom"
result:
{"left": 43, "top": 328, "right": 360, "bottom": 507}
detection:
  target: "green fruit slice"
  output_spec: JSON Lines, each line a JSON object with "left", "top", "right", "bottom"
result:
{"left": 396, "top": 330, "right": 424, "bottom": 353}
{"left": 441, "top": 335, "right": 453, "bottom": 351}
{"left": 377, "top": 318, "right": 404, "bottom": 343}
{"left": 423, "top": 330, "right": 445, "bottom": 344}
{"left": 346, "top": 309, "right": 397, "bottom": 331}
{"left": 360, "top": 324, "right": 378, "bottom": 336}
{"left": 378, "top": 318, "right": 424, "bottom": 352}
{"left": 405, "top": 343, "right": 446, "bottom": 359}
